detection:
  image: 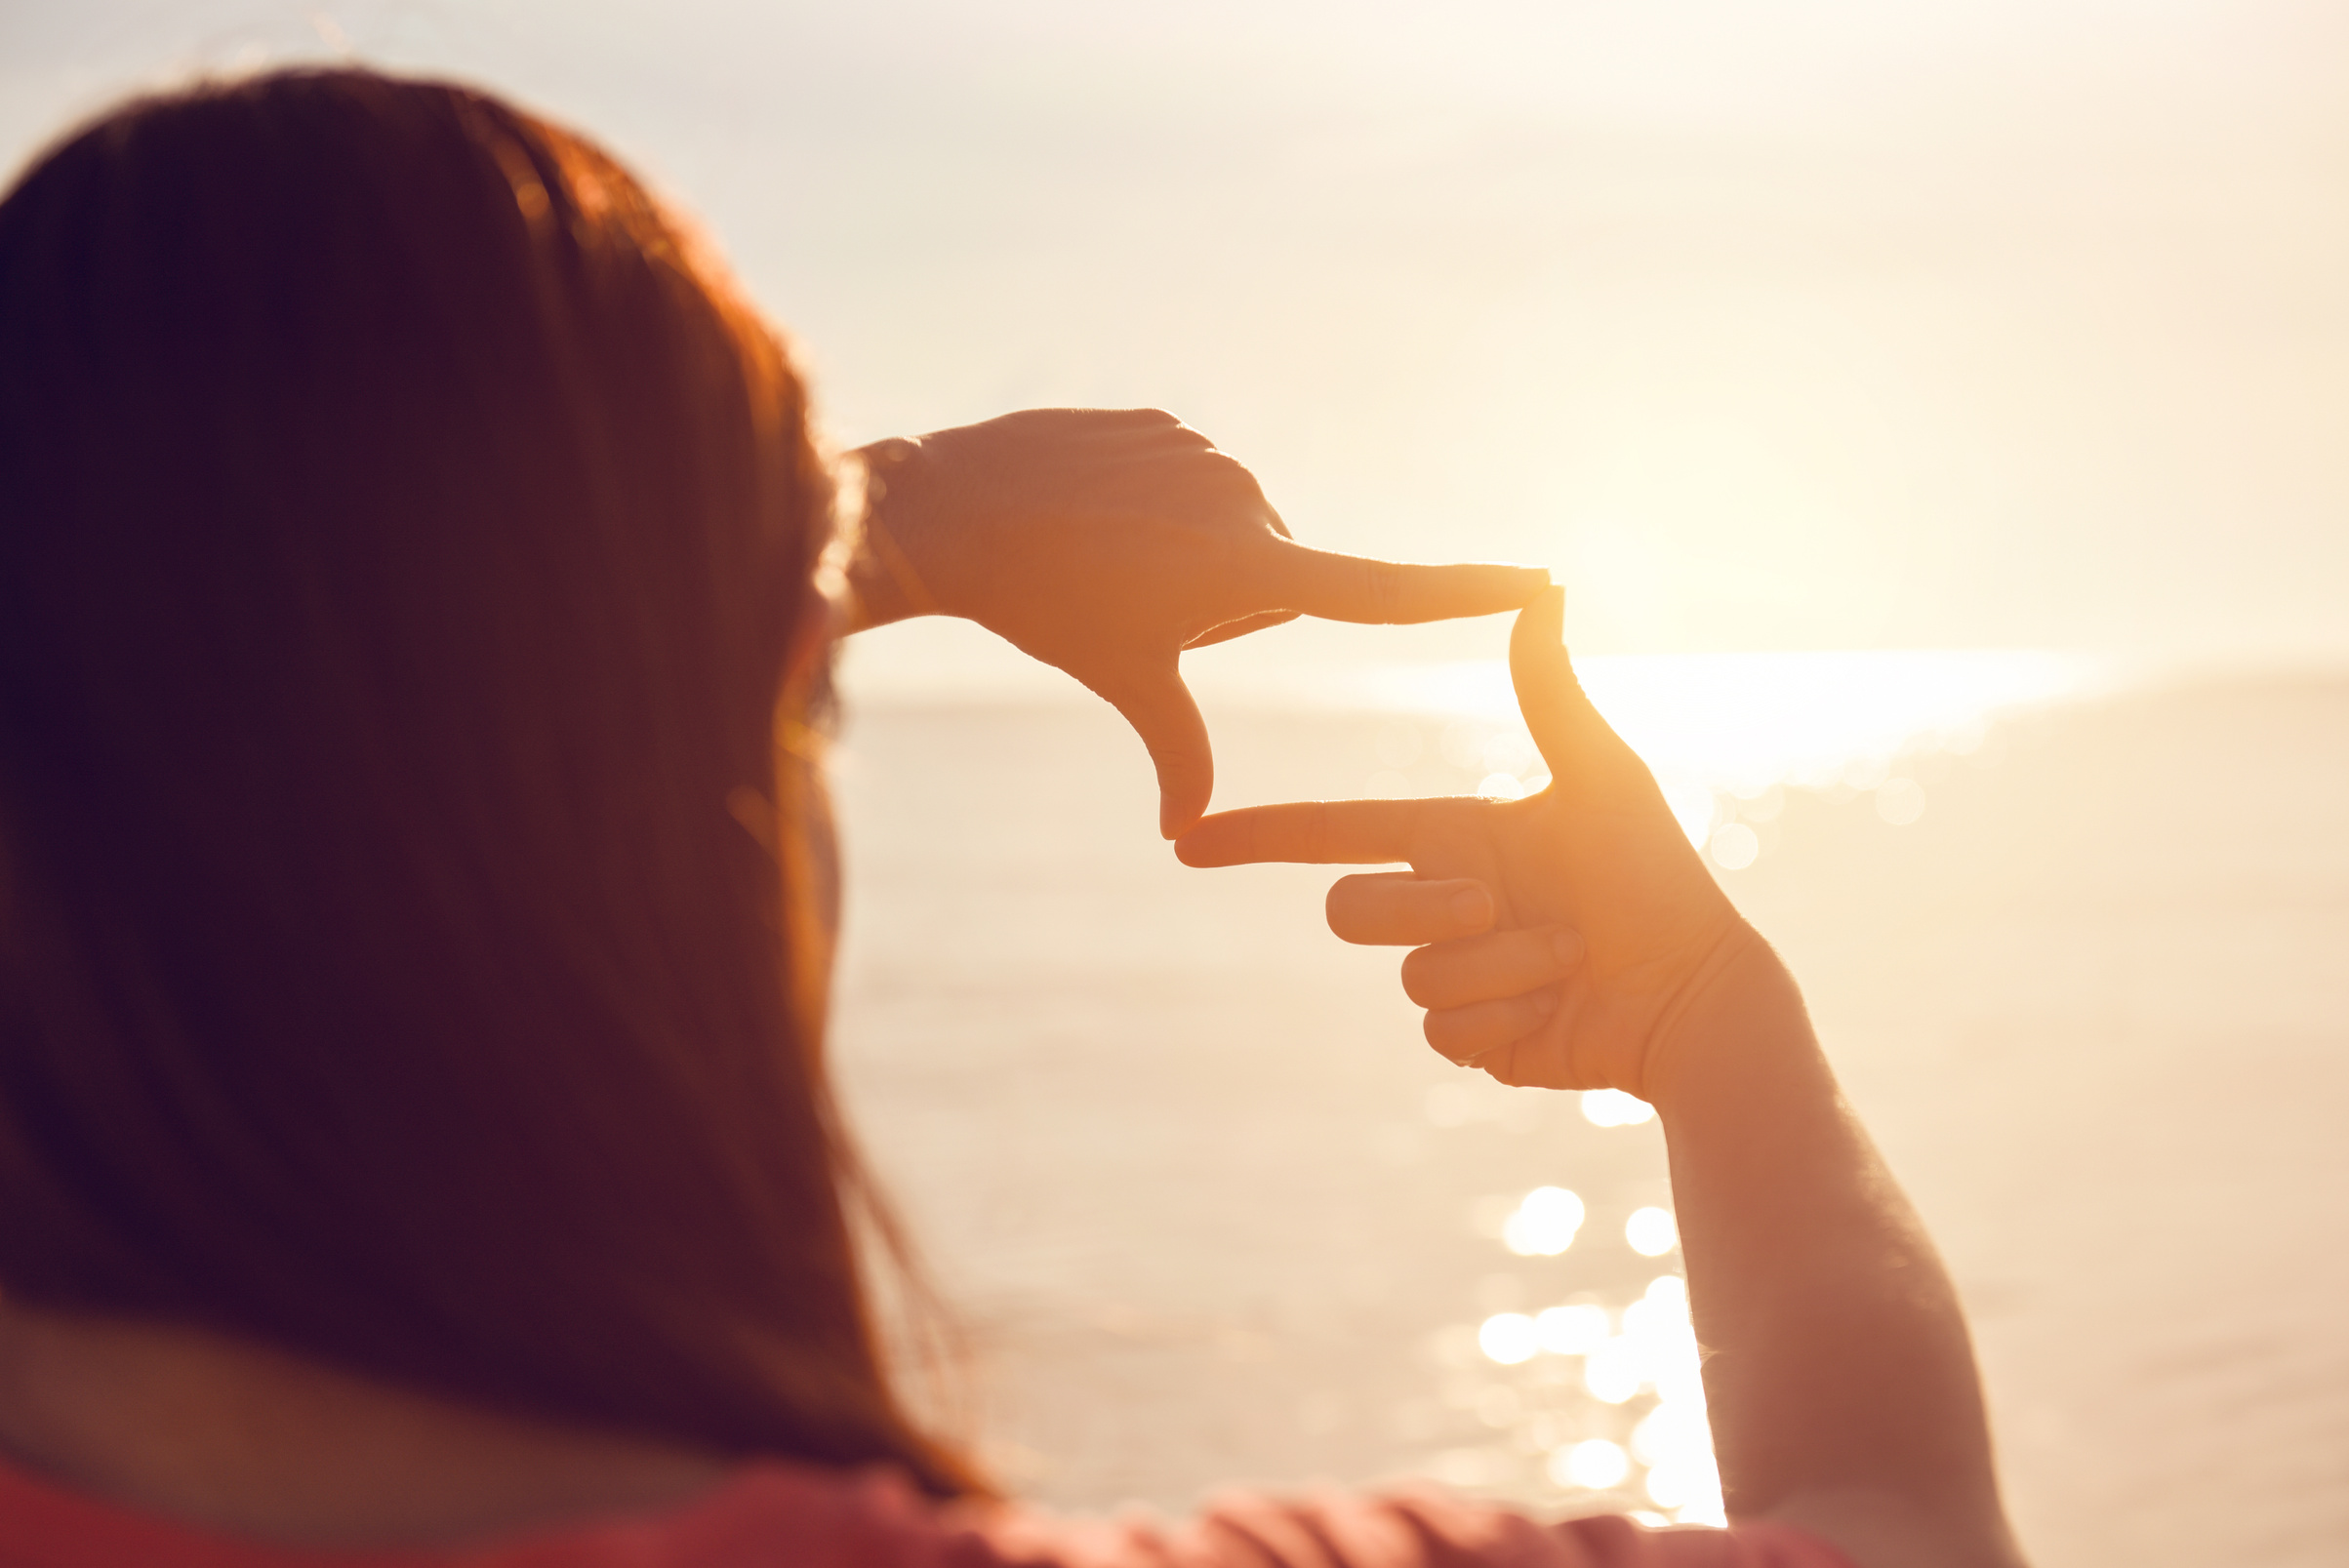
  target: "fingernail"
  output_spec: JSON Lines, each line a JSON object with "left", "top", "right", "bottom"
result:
{"left": 1450, "top": 887, "right": 1488, "bottom": 927}
{"left": 1552, "top": 929, "right": 1584, "bottom": 969}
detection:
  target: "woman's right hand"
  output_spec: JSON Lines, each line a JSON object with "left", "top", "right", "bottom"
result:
{"left": 1174, "top": 586, "right": 1757, "bottom": 1103}
{"left": 1188, "top": 588, "right": 2026, "bottom": 1568}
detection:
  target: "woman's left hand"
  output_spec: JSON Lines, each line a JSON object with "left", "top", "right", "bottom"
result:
{"left": 851, "top": 408, "right": 1549, "bottom": 837}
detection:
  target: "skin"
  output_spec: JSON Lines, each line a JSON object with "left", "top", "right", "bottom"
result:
{"left": 0, "top": 409, "right": 1544, "bottom": 1549}
{"left": 1174, "top": 589, "right": 2029, "bottom": 1568}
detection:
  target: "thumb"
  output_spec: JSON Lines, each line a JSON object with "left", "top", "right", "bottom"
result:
{"left": 1091, "top": 662, "right": 1214, "bottom": 839}
{"left": 1508, "top": 586, "right": 1618, "bottom": 786}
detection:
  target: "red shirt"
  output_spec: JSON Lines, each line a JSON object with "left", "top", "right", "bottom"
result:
{"left": 0, "top": 1456, "right": 1852, "bottom": 1568}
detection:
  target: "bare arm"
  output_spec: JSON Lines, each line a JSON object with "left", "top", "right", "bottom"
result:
{"left": 1174, "top": 589, "right": 2025, "bottom": 1568}
{"left": 1652, "top": 941, "right": 2023, "bottom": 1566}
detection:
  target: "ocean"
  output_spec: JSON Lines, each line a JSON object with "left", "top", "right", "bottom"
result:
{"left": 827, "top": 623, "right": 2349, "bottom": 1568}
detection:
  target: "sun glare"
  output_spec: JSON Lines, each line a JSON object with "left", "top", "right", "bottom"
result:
{"left": 1305, "top": 649, "right": 2100, "bottom": 842}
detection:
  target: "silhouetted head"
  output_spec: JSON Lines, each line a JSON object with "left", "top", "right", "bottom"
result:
{"left": 0, "top": 68, "right": 969, "bottom": 1492}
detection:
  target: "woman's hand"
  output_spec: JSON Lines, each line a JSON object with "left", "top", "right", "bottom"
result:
{"left": 1173, "top": 587, "right": 1751, "bottom": 1102}
{"left": 1184, "top": 591, "right": 2026, "bottom": 1568}
{"left": 849, "top": 409, "right": 1549, "bottom": 838}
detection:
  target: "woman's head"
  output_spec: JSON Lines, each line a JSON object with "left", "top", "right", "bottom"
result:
{"left": 0, "top": 69, "right": 965, "bottom": 1490}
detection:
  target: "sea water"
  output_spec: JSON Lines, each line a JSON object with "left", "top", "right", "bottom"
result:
{"left": 828, "top": 627, "right": 2349, "bottom": 1568}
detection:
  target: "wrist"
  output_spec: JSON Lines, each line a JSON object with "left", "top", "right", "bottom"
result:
{"left": 1639, "top": 926, "right": 1814, "bottom": 1112}
{"left": 844, "top": 437, "right": 936, "bottom": 631}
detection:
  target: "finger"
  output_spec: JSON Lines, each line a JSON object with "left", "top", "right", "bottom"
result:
{"left": 1325, "top": 874, "right": 1492, "bottom": 945}
{"left": 1425, "top": 989, "right": 1558, "bottom": 1065}
{"left": 1400, "top": 925, "right": 1582, "bottom": 1011}
{"left": 1509, "top": 584, "right": 1613, "bottom": 781}
{"left": 1183, "top": 608, "right": 1301, "bottom": 650}
{"left": 1261, "top": 542, "right": 1551, "bottom": 625}
{"left": 1091, "top": 663, "right": 1213, "bottom": 839}
{"left": 1173, "top": 797, "right": 1429, "bottom": 867}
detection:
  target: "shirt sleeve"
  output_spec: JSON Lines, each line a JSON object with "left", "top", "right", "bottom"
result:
{"left": 963, "top": 1488, "right": 1855, "bottom": 1568}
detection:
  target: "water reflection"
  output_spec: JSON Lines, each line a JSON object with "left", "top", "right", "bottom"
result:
{"left": 1336, "top": 650, "right": 2099, "bottom": 799}
{"left": 1554, "top": 1438, "right": 1630, "bottom": 1489}
{"left": 1535, "top": 1304, "right": 1609, "bottom": 1355}
{"left": 1626, "top": 1206, "right": 1679, "bottom": 1258}
{"left": 1478, "top": 1312, "right": 1540, "bottom": 1365}
{"left": 1584, "top": 1337, "right": 1643, "bottom": 1404}
{"left": 1325, "top": 650, "right": 2097, "bottom": 879}
{"left": 1441, "top": 1178, "right": 1716, "bottom": 1523}
{"left": 1501, "top": 1186, "right": 1585, "bottom": 1256}
{"left": 1580, "top": 1089, "right": 1656, "bottom": 1127}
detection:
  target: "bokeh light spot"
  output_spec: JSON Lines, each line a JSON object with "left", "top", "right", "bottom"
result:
{"left": 1535, "top": 1303, "right": 1610, "bottom": 1355}
{"left": 1581, "top": 1089, "right": 1655, "bottom": 1127}
{"left": 1502, "top": 1186, "right": 1585, "bottom": 1256}
{"left": 1551, "top": 1437, "right": 1630, "bottom": 1490}
{"left": 1626, "top": 1206, "right": 1679, "bottom": 1257}
{"left": 1478, "top": 1311, "right": 1539, "bottom": 1364}
{"left": 1646, "top": 1452, "right": 1723, "bottom": 1515}
{"left": 1583, "top": 1337, "right": 1642, "bottom": 1403}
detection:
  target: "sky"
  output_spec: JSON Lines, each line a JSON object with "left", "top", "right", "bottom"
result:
{"left": 5, "top": 0, "right": 2344, "bottom": 664}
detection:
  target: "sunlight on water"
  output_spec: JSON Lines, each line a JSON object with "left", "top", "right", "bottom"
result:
{"left": 1343, "top": 649, "right": 2100, "bottom": 792}
{"left": 1478, "top": 1312, "right": 1541, "bottom": 1365}
{"left": 1242, "top": 649, "right": 2112, "bottom": 856}
{"left": 1501, "top": 1186, "right": 1586, "bottom": 1256}
{"left": 1535, "top": 1304, "right": 1611, "bottom": 1355}
{"left": 1584, "top": 1336, "right": 1644, "bottom": 1404}
{"left": 834, "top": 638, "right": 2119, "bottom": 1518}
{"left": 1580, "top": 1089, "right": 1656, "bottom": 1127}
{"left": 1445, "top": 1254, "right": 1715, "bottom": 1508}
{"left": 1626, "top": 1206, "right": 1680, "bottom": 1258}
{"left": 1553, "top": 1438, "right": 1630, "bottom": 1490}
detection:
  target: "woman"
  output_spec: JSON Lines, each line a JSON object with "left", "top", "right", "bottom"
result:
{"left": 0, "top": 70, "right": 2023, "bottom": 1568}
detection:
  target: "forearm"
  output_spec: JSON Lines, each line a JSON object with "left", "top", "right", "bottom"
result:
{"left": 1652, "top": 936, "right": 2021, "bottom": 1566}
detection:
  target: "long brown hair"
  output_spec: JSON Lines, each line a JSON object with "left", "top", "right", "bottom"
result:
{"left": 0, "top": 69, "right": 971, "bottom": 1493}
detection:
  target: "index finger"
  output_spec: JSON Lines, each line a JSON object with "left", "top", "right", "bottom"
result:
{"left": 1173, "top": 798, "right": 1424, "bottom": 867}
{"left": 1262, "top": 542, "right": 1551, "bottom": 625}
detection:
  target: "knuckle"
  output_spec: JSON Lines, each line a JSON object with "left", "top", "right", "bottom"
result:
{"left": 1200, "top": 527, "right": 1251, "bottom": 583}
